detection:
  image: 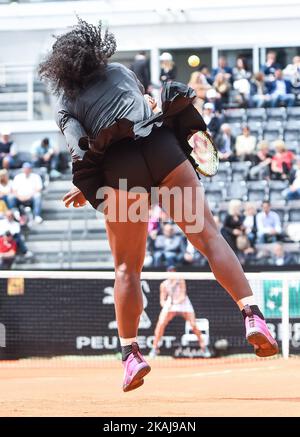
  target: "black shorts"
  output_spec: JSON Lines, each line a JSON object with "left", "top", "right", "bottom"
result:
{"left": 74, "top": 126, "right": 188, "bottom": 210}
{"left": 102, "top": 126, "right": 187, "bottom": 191}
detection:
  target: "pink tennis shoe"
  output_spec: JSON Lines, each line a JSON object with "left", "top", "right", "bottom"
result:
{"left": 244, "top": 305, "right": 279, "bottom": 357}
{"left": 122, "top": 342, "right": 151, "bottom": 392}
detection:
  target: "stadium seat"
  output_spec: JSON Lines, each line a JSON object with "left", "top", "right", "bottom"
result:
{"left": 231, "top": 161, "right": 251, "bottom": 181}
{"left": 247, "top": 180, "right": 268, "bottom": 202}
{"left": 228, "top": 122, "right": 242, "bottom": 137}
{"left": 247, "top": 121, "right": 263, "bottom": 140}
{"left": 223, "top": 108, "right": 246, "bottom": 123}
{"left": 268, "top": 180, "right": 289, "bottom": 202}
{"left": 266, "top": 107, "right": 287, "bottom": 122}
{"left": 288, "top": 204, "right": 300, "bottom": 222}
{"left": 287, "top": 106, "right": 300, "bottom": 121}
{"left": 246, "top": 107, "right": 266, "bottom": 123}
{"left": 263, "top": 120, "right": 283, "bottom": 142}
{"left": 283, "top": 120, "right": 300, "bottom": 142}
{"left": 226, "top": 180, "right": 248, "bottom": 200}
{"left": 212, "top": 162, "right": 231, "bottom": 182}
{"left": 205, "top": 181, "right": 226, "bottom": 204}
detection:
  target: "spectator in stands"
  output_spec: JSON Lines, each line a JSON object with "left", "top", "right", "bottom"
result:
{"left": 184, "top": 240, "right": 207, "bottom": 266}
{"left": 0, "top": 210, "right": 32, "bottom": 258}
{"left": 31, "top": 137, "right": 61, "bottom": 179}
{"left": 0, "top": 169, "right": 13, "bottom": 208}
{"left": 283, "top": 55, "right": 300, "bottom": 95}
{"left": 262, "top": 51, "right": 281, "bottom": 81}
{"left": 151, "top": 223, "right": 185, "bottom": 267}
{"left": 0, "top": 231, "right": 17, "bottom": 269}
{"left": 271, "top": 140, "right": 295, "bottom": 180}
{"left": 212, "top": 56, "right": 233, "bottom": 81}
{"left": 130, "top": 51, "right": 151, "bottom": 93}
{"left": 0, "top": 200, "right": 7, "bottom": 218}
{"left": 215, "top": 123, "right": 236, "bottom": 161}
{"left": 243, "top": 202, "right": 257, "bottom": 247}
{"left": 256, "top": 201, "right": 282, "bottom": 243}
{"left": 235, "top": 125, "right": 257, "bottom": 161}
{"left": 159, "top": 52, "right": 176, "bottom": 83}
{"left": 232, "top": 57, "right": 251, "bottom": 104}
{"left": 202, "top": 102, "right": 222, "bottom": 138}
{"left": 250, "top": 72, "right": 270, "bottom": 107}
{"left": 284, "top": 156, "right": 300, "bottom": 200}
{"left": 0, "top": 131, "right": 17, "bottom": 170}
{"left": 249, "top": 140, "right": 272, "bottom": 180}
{"left": 269, "top": 242, "right": 296, "bottom": 266}
{"left": 198, "top": 65, "right": 213, "bottom": 85}
{"left": 213, "top": 72, "right": 231, "bottom": 111}
{"left": 267, "top": 69, "right": 295, "bottom": 107}
{"left": 188, "top": 69, "right": 211, "bottom": 102}
{"left": 11, "top": 162, "right": 43, "bottom": 224}
{"left": 221, "top": 199, "right": 245, "bottom": 252}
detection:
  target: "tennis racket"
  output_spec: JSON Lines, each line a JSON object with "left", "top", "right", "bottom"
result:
{"left": 188, "top": 130, "right": 219, "bottom": 177}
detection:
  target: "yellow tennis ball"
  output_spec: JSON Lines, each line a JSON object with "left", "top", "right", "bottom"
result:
{"left": 188, "top": 55, "right": 200, "bottom": 67}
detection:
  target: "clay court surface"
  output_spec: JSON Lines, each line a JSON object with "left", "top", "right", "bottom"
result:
{"left": 0, "top": 357, "right": 299, "bottom": 417}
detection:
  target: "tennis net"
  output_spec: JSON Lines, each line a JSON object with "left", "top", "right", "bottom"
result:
{"left": 0, "top": 271, "right": 299, "bottom": 364}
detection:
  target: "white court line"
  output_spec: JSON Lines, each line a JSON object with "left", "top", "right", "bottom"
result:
{"left": 174, "top": 365, "right": 279, "bottom": 379}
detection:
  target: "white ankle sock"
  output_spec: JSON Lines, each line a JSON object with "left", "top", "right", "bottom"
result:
{"left": 120, "top": 337, "right": 137, "bottom": 347}
{"left": 237, "top": 295, "right": 257, "bottom": 310}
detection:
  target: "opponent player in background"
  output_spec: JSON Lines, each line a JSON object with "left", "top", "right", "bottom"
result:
{"left": 150, "top": 266, "right": 206, "bottom": 357}
{"left": 39, "top": 19, "right": 278, "bottom": 393}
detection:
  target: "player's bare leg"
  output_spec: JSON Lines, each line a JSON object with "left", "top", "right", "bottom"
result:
{"left": 182, "top": 312, "right": 206, "bottom": 351}
{"left": 104, "top": 189, "right": 151, "bottom": 391}
{"left": 150, "top": 311, "right": 176, "bottom": 357}
{"left": 159, "top": 160, "right": 278, "bottom": 357}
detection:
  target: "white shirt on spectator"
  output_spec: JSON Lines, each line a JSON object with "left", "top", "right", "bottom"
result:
{"left": 0, "top": 218, "right": 21, "bottom": 236}
{"left": 256, "top": 210, "right": 282, "bottom": 236}
{"left": 235, "top": 135, "right": 256, "bottom": 156}
{"left": 12, "top": 172, "right": 42, "bottom": 198}
{"left": 0, "top": 180, "right": 13, "bottom": 196}
{"left": 273, "top": 80, "right": 287, "bottom": 96}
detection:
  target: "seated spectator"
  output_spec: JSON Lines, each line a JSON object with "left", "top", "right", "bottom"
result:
{"left": 198, "top": 64, "right": 213, "bottom": 85}
{"left": 212, "top": 56, "right": 233, "bottom": 81}
{"left": 202, "top": 102, "right": 222, "bottom": 138}
{"left": 151, "top": 223, "right": 185, "bottom": 267}
{"left": 0, "top": 210, "right": 32, "bottom": 258}
{"left": 215, "top": 124, "right": 236, "bottom": 161}
{"left": 250, "top": 72, "right": 270, "bottom": 107}
{"left": 243, "top": 202, "right": 257, "bottom": 247}
{"left": 232, "top": 57, "right": 251, "bottom": 104}
{"left": 249, "top": 141, "right": 272, "bottom": 180}
{"left": 221, "top": 199, "right": 245, "bottom": 252}
{"left": 235, "top": 125, "right": 256, "bottom": 161}
{"left": 188, "top": 69, "right": 211, "bottom": 102}
{"left": 256, "top": 201, "right": 282, "bottom": 243}
{"left": 0, "top": 130, "right": 17, "bottom": 170}
{"left": 159, "top": 52, "right": 176, "bottom": 83}
{"left": 267, "top": 69, "right": 295, "bottom": 107}
{"left": 32, "top": 137, "right": 61, "bottom": 179}
{"left": 269, "top": 242, "right": 296, "bottom": 266}
{"left": 184, "top": 240, "right": 207, "bottom": 266}
{"left": 213, "top": 72, "right": 231, "bottom": 111}
{"left": 262, "top": 51, "right": 281, "bottom": 81}
{"left": 0, "top": 199, "right": 7, "bottom": 218}
{"left": 283, "top": 55, "right": 300, "bottom": 95}
{"left": 284, "top": 156, "right": 300, "bottom": 200}
{"left": 271, "top": 140, "right": 295, "bottom": 180}
{"left": 0, "top": 231, "right": 17, "bottom": 269}
{"left": 11, "top": 162, "right": 43, "bottom": 224}
{"left": 0, "top": 169, "right": 13, "bottom": 208}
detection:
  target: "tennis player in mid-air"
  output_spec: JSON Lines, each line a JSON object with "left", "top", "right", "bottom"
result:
{"left": 39, "top": 19, "right": 278, "bottom": 393}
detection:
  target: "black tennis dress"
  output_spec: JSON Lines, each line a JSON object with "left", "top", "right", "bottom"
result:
{"left": 56, "top": 62, "right": 207, "bottom": 210}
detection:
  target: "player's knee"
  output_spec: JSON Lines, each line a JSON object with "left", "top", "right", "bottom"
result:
{"left": 115, "top": 263, "right": 140, "bottom": 283}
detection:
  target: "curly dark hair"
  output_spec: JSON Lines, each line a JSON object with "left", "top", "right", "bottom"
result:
{"left": 39, "top": 18, "right": 117, "bottom": 99}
